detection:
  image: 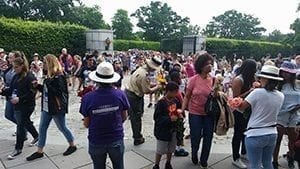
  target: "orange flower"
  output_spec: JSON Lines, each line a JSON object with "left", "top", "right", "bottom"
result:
{"left": 228, "top": 97, "right": 243, "bottom": 109}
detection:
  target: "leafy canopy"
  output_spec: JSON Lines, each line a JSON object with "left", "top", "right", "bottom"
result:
{"left": 131, "top": 1, "right": 198, "bottom": 41}
{"left": 203, "top": 10, "right": 266, "bottom": 40}
{"left": 112, "top": 9, "right": 133, "bottom": 39}
{"left": 0, "top": 0, "right": 109, "bottom": 29}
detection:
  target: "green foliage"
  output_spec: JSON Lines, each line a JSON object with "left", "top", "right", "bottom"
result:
{"left": 290, "top": 17, "right": 300, "bottom": 53}
{"left": 0, "top": 17, "right": 87, "bottom": 59}
{"left": 160, "top": 38, "right": 292, "bottom": 59}
{"left": 206, "top": 38, "right": 292, "bottom": 59}
{"left": 112, "top": 9, "right": 133, "bottom": 39}
{"left": 114, "top": 40, "right": 160, "bottom": 51}
{"left": 69, "top": 5, "right": 110, "bottom": 29}
{"left": 203, "top": 10, "right": 266, "bottom": 40}
{"left": 267, "top": 30, "right": 285, "bottom": 42}
{"left": 131, "top": 1, "right": 196, "bottom": 41}
{"left": 0, "top": 0, "right": 109, "bottom": 29}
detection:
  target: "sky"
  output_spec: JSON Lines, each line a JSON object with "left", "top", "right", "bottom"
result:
{"left": 81, "top": 0, "right": 300, "bottom": 34}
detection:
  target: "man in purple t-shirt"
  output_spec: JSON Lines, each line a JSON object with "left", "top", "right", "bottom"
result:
{"left": 80, "top": 62, "right": 129, "bottom": 169}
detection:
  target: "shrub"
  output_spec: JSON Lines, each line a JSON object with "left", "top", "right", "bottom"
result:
{"left": 206, "top": 38, "right": 292, "bottom": 59}
{"left": 114, "top": 39, "right": 160, "bottom": 51}
{"left": 0, "top": 17, "right": 87, "bottom": 60}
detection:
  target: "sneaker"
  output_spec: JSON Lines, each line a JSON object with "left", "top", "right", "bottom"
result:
{"left": 29, "top": 137, "right": 39, "bottom": 147}
{"left": 147, "top": 103, "right": 153, "bottom": 108}
{"left": 240, "top": 154, "right": 248, "bottom": 161}
{"left": 152, "top": 164, "right": 160, "bottom": 169}
{"left": 165, "top": 162, "right": 173, "bottom": 169}
{"left": 7, "top": 149, "right": 22, "bottom": 160}
{"left": 26, "top": 152, "right": 44, "bottom": 161}
{"left": 134, "top": 138, "right": 145, "bottom": 146}
{"left": 174, "top": 148, "right": 189, "bottom": 157}
{"left": 63, "top": 146, "right": 77, "bottom": 156}
{"left": 272, "top": 161, "right": 279, "bottom": 169}
{"left": 200, "top": 162, "right": 208, "bottom": 169}
{"left": 192, "top": 154, "right": 198, "bottom": 165}
{"left": 232, "top": 158, "right": 247, "bottom": 169}
{"left": 200, "top": 165, "right": 208, "bottom": 169}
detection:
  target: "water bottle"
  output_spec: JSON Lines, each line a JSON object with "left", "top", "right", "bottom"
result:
{"left": 11, "top": 89, "right": 17, "bottom": 99}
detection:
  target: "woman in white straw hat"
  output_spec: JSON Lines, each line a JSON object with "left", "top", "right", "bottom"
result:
{"left": 79, "top": 61, "right": 130, "bottom": 169}
{"left": 236, "top": 65, "right": 284, "bottom": 169}
{"left": 125, "top": 56, "right": 162, "bottom": 146}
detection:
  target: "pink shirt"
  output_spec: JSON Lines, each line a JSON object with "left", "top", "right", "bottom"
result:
{"left": 184, "top": 63, "right": 195, "bottom": 78}
{"left": 187, "top": 74, "right": 213, "bottom": 115}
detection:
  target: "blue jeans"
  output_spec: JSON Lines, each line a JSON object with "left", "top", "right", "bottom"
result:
{"left": 189, "top": 114, "right": 214, "bottom": 166}
{"left": 5, "top": 100, "right": 16, "bottom": 124}
{"left": 89, "top": 139, "right": 124, "bottom": 169}
{"left": 245, "top": 134, "right": 277, "bottom": 169}
{"left": 14, "top": 107, "right": 39, "bottom": 150}
{"left": 38, "top": 111, "right": 74, "bottom": 148}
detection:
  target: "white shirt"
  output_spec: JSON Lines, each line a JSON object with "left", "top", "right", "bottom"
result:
{"left": 244, "top": 88, "right": 284, "bottom": 137}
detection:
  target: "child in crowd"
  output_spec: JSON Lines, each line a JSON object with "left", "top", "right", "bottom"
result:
{"left": 153, "top": 82, "right": 183, "bottom": 169}
{"left": 169, "top": 71, "right": 189, "bottom": 157}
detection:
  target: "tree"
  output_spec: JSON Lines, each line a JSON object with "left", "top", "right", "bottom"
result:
{"left": 112, "top": 9, "right": 133, "bottom": 39}
{"left": 0, "top": 0, "right": 32, "bottom": 19}
{"left": 131, "top": 1, "right": 191, "bottom": 41}
{"left": 0, "top": 0, "right": 110, "bottom": 29}
{"left": 267, "top": 29, "right": 285, "bottom": 42}
{"left": 69, "top": 5, "right": 110, "bottom": 29}
{"left": 29, "top": 0, "right": 75, "bottom": 22}
{"left": 203, "top": 10, "right": 266, "bottom": 40}
{"left": 291, "top": 18, "right": 300, "bottom": 52}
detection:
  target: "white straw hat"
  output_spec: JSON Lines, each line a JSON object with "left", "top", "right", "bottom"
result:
{"left": 256, "top": 65, "right": 283, "bottom": 81}
{"left": 89, "top": 62, "right": 120, "bottom": 83}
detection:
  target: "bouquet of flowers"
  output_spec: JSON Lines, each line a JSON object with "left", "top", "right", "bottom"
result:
{"left": 228, "top": 97, "right": 243, "bottom": 109}
{"left": 156, "top": 70, "right": 167, "bottom": 96}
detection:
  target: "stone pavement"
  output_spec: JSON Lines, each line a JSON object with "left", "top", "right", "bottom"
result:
{"left": 0, "top": 75, "right": 298, "bottom": 169}
{"left": 0, "top": 137, "right": 297, "bottom": 169}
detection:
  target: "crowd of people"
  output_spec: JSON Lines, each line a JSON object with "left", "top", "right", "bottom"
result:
{"left": 0, "top": 47, "right": 300, "bottom": 169}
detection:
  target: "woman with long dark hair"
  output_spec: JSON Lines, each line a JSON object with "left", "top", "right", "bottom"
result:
{"left": 231, "top": 59, "right": 257, "bottom": 168}
{"left": 237, "top": 65, "right": 284, "bottom": 169}
{"left": 0, "top": 53, "right": 39, "bottom": 160}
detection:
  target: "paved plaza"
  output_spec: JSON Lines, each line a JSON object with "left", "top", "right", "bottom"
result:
{"left": 0, "top": 76, "right": 296, "bottom": 169}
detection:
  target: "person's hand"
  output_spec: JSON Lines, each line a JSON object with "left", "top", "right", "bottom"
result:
{"left": 156, "top": 84, "right": 162, "bottom": 90}
{"left": 252, "top": 81, "right": 261, "bottom": 88}
{"left": 170, "top": 115, "right": 178, "bottom": 122}
{"left": 11, "top": 97, "right": 19, "bottom": 104}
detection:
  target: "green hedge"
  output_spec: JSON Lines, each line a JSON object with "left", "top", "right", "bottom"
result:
{"left": 160, "top": 38, "right": 292, "bottom": 59}
{"left": 206, "top": 38, "right": 292, "bottom": 59}
{"left": 0, "top": 17, "right": 87, "bottom": 60}
{"left": 114, "top": 39, "right": 160, "bottom": 51}
{"left": 0, "top": 17, "right": 293, "bottom": 61}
